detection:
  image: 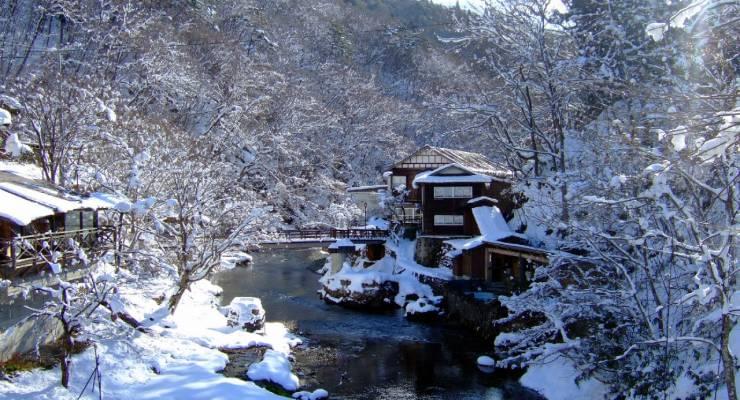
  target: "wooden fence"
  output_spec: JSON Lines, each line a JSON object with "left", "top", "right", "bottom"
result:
{"left": 277, "top": 228, "right": 388, "bottom": 241}
{"left": 0, "top": 226, "right": 116, "bottom": 279}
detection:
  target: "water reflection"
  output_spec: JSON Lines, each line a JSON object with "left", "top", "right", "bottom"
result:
{"left": 214, "top": 248, "right": 541, "bottom": 400}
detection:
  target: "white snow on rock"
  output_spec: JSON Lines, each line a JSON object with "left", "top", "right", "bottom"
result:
{"left": 221, "top": 251, "right": 253, "bottom": 269}
{"left": 247, "top": 349, "right": 300, "bottom": 391}
{"left": 476, "top": 355, "right": 495, "bottom": 367}
{"left": 0, "top": 107, "right": 11, "bottom": 125}
{"left": 320, "top": 253, "right": 442, "bottom": 308}
{"left": 404, "top": 297, "right": 439, "bottom": 316}
{"left": 387, "top": 238, "right": 453, "bottom": 281}
{"left": 225, "top": 297, "right": 265, "bottom": 331}
{"left": 292, "top": 388, "right": 329, "bottom": 400}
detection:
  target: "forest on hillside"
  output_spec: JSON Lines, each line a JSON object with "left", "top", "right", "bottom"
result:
{"left": 0, "top": 0, "right": 737, "bottom": 399}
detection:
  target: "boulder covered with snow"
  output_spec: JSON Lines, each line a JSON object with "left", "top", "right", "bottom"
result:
{"left": 404, "top": 297, "right": 443, "bottom": 323}
{"left": 221, "top": 251, "right": 253, "bottom": 269}
{"left": 225, "top": 297, "right": 266, "bottom": 332}
{"left": 247, "top": 349, "right": 300, "bottom": 391}
{"left": 320, "top": 275, "right": 399, "bottom": 310}
{"left": 477, "top": 355, "right": 496, "bottom": 373}
{"left": 477, "top": 355, "right": 495, "bottom": 366}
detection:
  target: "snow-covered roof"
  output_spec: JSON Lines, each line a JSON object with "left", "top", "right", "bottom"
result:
{"left": 0, "top": 171, "right": 125, "bottom": 226}
{"left": 473, "top": 206, "right": 520, "bottom": 240}
{"left": 467, "top": 196, "right": 498, "bottom": 205}
{"left": 0, "top": 182, "right": 85, "bottom": 213}
{"left": 446, "top": 206, "right": 528, "bottom": 253}
{"left": 390, "top": 145, "right": 512, "bottom": 177}
{"left": 346, "top": 185, "right": 387, "bottom": 193}
{"left": 412, "top": 163, "right": 492, "bottom": 188}
{"left": 0, "top": 188, "right": 55, "bottom": 226}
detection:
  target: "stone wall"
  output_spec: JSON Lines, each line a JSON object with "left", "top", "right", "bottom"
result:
{"left": 443, "top": 289, "right": 509, "bottom": 341}
{"left": 0, "top": 314, "right": 62, "bottom": 362}
{"left": 414, "top": 236, "right": 446, "bottom": 267}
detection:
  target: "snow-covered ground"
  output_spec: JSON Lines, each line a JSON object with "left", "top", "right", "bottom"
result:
{"left": 0, "top": 160, "right": 42, "bottom": 180}
{"left": 386, "top": 238, "right": 453, "bottom": 281}
{"left": 0, "top": 267, "right": 304, "bottom": 400}
{"left": 519, "top": 357, "right": 608, "bottom": 400}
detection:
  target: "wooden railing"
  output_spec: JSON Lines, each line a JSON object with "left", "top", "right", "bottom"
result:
{"left": 277, "top": 228, "right": 388, "bottom": 241}
{"left": 0, "top": 226, "right": 116, "bottom": 278}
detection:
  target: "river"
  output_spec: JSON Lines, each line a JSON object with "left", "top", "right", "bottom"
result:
{"left": 213, "top": 248, "right": 543, "bottom": 400}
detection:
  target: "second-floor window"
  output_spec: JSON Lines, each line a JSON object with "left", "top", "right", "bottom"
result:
{"left": 391, "top": 175, "right": 406, "bottom": 189}
{"left": 434, "top": 214, "right": 464, "bottom": 226}
{"left": 433, "top": 186, "right": 473, "bottom": 199}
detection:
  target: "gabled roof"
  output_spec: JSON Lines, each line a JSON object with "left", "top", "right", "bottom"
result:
{"left": 445, "top": 206, "right": 526, "bottom": 252}
{"left": 412, "top": 163, "right": 492, "bottom": 188}
{"left": 390, "top": 145, "right": 511, "bottom": 178}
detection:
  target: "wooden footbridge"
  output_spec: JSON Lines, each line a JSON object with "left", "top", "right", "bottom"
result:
{"left": 258, "top": 228, "right": 389, "bottom": 249}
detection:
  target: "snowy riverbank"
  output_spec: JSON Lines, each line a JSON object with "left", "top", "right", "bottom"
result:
{"left": 0, "top": 266, "right": 307, "bottom": 400}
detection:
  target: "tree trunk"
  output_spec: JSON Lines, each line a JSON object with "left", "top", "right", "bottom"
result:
{"left": 721, "top": 313, "right": 737, "bottom": 400}
{"left": 60, "top": 354, "right": 70, "bottom": 388}
{"left": 167, "top": 272, "right": 190, "bottom": 313}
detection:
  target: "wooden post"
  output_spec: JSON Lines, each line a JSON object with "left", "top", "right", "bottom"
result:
{"left": 10, "top": 240, "right": 16, "bottom": 270}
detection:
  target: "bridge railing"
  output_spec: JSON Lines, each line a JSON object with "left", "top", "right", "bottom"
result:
{"left": 277, "top": 228, "right": 388, "bottom": 241}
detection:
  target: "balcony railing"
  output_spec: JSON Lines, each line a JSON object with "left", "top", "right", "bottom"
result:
{"left": 392, "top": 206, "right": 422, "bottom": 224}
{"left": 0, "top": 226, "right": 116, "bottom": 278}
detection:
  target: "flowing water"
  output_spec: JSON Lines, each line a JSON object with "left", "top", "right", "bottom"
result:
{"left": 213, "top": 248, "right": 543, "bottom": 400}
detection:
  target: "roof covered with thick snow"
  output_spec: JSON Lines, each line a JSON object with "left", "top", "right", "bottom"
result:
{"left": 0, "top": 170, "right": 122, "bottom": 226}
{"left": 446, "top": 206, "right": 529, "bottom": 254}
{"left": 412, "top": 163, "right": 492, "bottom": 188}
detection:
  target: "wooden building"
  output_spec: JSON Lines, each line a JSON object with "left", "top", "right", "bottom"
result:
{"left": 384, "top": 145, "right": 514, "bottom": 229}
{"left": 451, "top": 240, "right": 548, "bottom": 293}
{"left": 0, "top": 171, "right": 117, "bottom": 279}
{"left": 445, "top": 205, "right": 548, "bottom": 293}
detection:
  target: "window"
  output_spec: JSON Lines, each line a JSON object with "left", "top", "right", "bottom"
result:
{"left": 391, "top": 175, "right": 406, "bottom": 189}
{"left": 434, "top": 214, "right": 464, "bottom": 226}
{"left": 65, "top": 211, "right": 81, "bottom": 232}
{"left": 433, "top": 186, "right": 473, "bottom": 199}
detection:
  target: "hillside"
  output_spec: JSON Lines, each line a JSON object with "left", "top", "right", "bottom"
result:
{"left": 0, "top": 0, "right": 492, "bottom": 227}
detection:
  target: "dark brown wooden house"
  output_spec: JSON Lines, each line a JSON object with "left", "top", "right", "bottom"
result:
{"left": 440, "top": 204, "right": 547, "bottom": 293}
{"left": 0, "top": 171, "right": 117, "bottom": 279}
{"left": 384, "top": 145, "right": 514, "bottom": 228}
